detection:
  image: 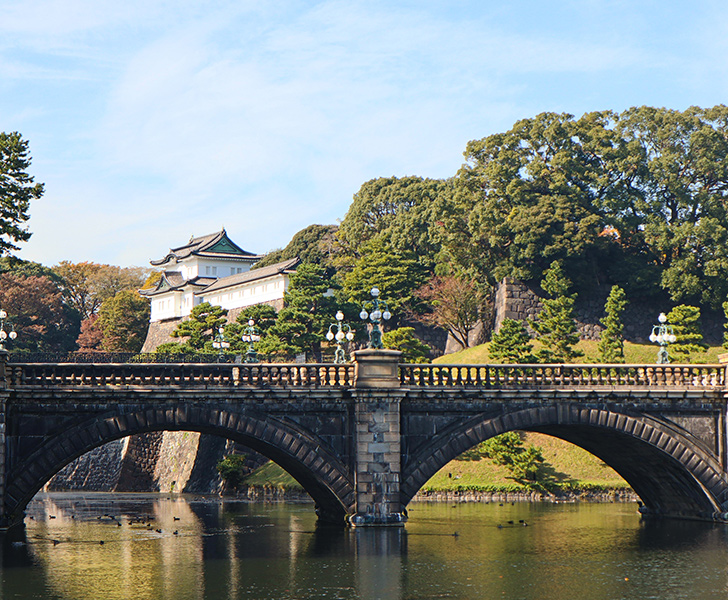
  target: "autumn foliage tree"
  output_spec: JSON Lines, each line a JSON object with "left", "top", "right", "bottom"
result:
{"left": 76, "top": 314, "right": 104, "bottom": 352}
{"left": 53, "top": 261, "right": 149, "bottom": 320}
{"left": 414, "top": 276, "right": 487, "bottom": 349}
{"left": 0, "top": 273, "right": 79, "bottom": 352}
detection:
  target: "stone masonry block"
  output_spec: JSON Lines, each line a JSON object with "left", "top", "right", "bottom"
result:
{"left": 368, "top": 442, "right": 391, "bottom": 453}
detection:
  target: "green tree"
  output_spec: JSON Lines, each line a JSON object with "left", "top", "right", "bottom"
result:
{"left": 444, "top": 111, "right": 628, "bottom": 289}
{"left": 253, "top": 224, "right": 338, "bottom": 271}
{"left": 489, "top": 319, "right": 534, "bottom": 363}
{"left": 381, "top": 327, "right": 431, "bottom": 363}
{"left": 224, "top": 304, "right": 279, "bottom": 355}
{"left": 0, "top": 132, "right": 44, "bottom": 255}
{"left": 598, "top": 286, "right": 628, "bottom": 363}
{"left": 337, "top": 176, "right": 451, "bottom": 271}
{"left": 666, "top": 304, "right": 707, "bottom": 359}
{"left": 97, "top": 291, "right": 150, "bottom": 352}
{"left": 342, "top": 238, "right": 429, "bottom": 318}
{"left": 216, "top": 454, "right": 248, "bottom": 491}
{"left": 459, "top": 432, "right": 546, "bottom": 486}
{"left": 444, "top": 106, "right": 728, "bottom": 307}
{"left": 617, "top": 105, "right": 728, "bottom": 308}
{"left": 0, "top": 256, "right": 61, "bottom": 281}
{"left": 263, "top": 263, "right": 337, "bottom": 359}
{"left": 414, "top": 276, "right": 488, "bottom": 349}
{"left": 159, "top": 302, "right": 228, "bottom": 353}
{"left": 532, "top": 261, "right": 582, "bottom": 363}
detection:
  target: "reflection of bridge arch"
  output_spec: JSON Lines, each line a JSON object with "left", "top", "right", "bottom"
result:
{"left": 402, "top": 404, "right": 728, "bottom": 518}
{"left": 6, "top": 406, "right": 355, "bottom": 525}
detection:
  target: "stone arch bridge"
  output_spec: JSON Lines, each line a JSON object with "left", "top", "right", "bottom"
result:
{"left": 1, "top": 349, "right": 727, "bottom": 528}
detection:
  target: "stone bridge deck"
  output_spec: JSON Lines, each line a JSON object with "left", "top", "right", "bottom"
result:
{"left": 2, "top": 351, "right": 728, "bottom": 528}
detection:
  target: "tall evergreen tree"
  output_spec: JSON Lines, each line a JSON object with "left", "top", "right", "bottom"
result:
{"left": 489, "top": 319, "right": 534, "bottom": 363}
{"left": 666, "top": 305, "right": 707, "bottom": 359}
{"left": 263, "top": 263, "right": 337, "bottom": 360}
{"left": 598, "top": 286, "right": 628, "bottom": 363}
{"left": 0, "top": 132, "right": 44, "bottom": 255}
{"left": 532, "top": 261, "right": 582, "bottom": 363}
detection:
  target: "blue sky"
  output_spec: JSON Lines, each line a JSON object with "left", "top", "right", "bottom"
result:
{"left": 3, "top": 0, "right": 727, "bottom": 267}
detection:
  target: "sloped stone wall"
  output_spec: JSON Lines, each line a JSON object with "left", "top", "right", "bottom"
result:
{"left": 494, "top": 278, "right": 725, "bottom": 344}
{"left": 48, "top": 431, "right": 269, "bottom": 494}
{"left": 46, "top": 439, "right": 126, "bottom": 491}
{"left": 141, "top": 319, "right": 182, "bottom": 353}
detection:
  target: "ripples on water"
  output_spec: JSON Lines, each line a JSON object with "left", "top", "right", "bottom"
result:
{"left": 1, "top": 493, "right": 727, "bottom": 600}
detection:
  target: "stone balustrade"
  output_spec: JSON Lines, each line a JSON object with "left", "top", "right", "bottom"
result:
{"left": 6, "top": 362, "right": 355, "bottom": 388}
{"left": 399, "top": 363, "right": 727, "bottom": 389}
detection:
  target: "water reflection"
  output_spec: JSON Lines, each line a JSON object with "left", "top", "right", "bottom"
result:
{"left": 1, "top": 494, "right": 727, "bottom": 599}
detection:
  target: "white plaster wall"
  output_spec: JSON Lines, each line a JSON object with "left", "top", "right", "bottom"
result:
{"left": 201, "top": 276, "right": 287, "bottom": 311}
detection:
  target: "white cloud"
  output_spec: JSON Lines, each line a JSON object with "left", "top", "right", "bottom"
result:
{"left": 10, "top": 0, "right": 727, "bottom": 267}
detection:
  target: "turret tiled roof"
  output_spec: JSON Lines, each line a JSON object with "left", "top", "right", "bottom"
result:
{"left": 139, "top": 273, "right": 217, "bottom": 297}
{"left": 150, "top": 229, "right": 262, "bottom": 266}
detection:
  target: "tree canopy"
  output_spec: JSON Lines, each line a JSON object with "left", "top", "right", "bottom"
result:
{"left": 0, "top": 132, "right": 44, "bottom": 255}
{"left": 443, "top": 106, "right": 728, "bottom": 307}
{"left": 253, "top": 224, "right": 338, "bottom": 271}
{"left": 262, "top": 263, "right": 338, "bottom": 359}
{"left": 337, "top": 176, "right": 451, "bottom": 270}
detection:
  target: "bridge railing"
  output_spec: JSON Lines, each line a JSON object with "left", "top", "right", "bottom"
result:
{"left": 6, "top": 362, "right": 355, "bottom": 388}
{"left": 399, "top": 364, "right": 726, "bottom": 389}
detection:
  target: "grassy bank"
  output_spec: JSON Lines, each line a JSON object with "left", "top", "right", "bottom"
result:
{"left": 420, "top": 432, "right": 630, "bottom": 494}
{"left": 241, "top": 431, "right": 631, "bottom": 497}
{"left": 435, "top": 339, "right": 727, "bottom": 365}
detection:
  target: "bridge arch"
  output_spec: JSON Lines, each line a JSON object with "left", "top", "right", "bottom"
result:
{"left": 5, "top": 405, "right": 355, "bottom": 526}
{"left": 402, "top": 404, "right": 728, "bottom": 520}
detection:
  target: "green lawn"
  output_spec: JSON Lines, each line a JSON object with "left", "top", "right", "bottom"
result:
{"left": 242, "top": 460, "right": 303, "bottom": 489}
{"left": 421, "top": 432, "right": 630, "bottom": 494}
{"left": 435, "top": 339, "right": 727, "bottom": 365}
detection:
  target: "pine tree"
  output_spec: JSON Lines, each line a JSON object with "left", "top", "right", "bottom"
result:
{"left": 382, "top": 327, "right": 432, "bottom": 363}
{"left": 262, "top": 263, "right": 337, "bottom": 360}
{"left": 598, "top": 286, "right": 628, "bottom": 363}
{"left": 532, "top": 261, "right": 582, "bottom": 363}
{"left": 667, "top": 305, "right": 707, "bottom": 359}
{"left": 157, "top": 302, "right": 228, "bottom": 354}
{"left": 489, "top": 318, "right": 534, "bottom": 363}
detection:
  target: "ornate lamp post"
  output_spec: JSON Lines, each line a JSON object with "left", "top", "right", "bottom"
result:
{"left": 241, "top": 319, "right": 261, "bottom": 363}
{"left": 0, "top": 309, "right": 17, "bottom": 351}
{"left": 211, "top": 326, "right": 230, "bottom": 361}
{"left": 649, "top": 312, "right": 676, "bottom": 364}
{"left": 359, "top": 287, "right": 392, "bottom": 349}
{"left": 326, "top": 310, "right": 355, "bottom": 363}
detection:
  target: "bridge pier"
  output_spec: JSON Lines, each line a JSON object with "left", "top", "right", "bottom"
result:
{"left": 349, "top": 350, "right": 407, "bottom": 527}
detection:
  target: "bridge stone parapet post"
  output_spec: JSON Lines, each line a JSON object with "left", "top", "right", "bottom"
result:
{"left": 350, "top": 349, "right": 407, "bottom": 527}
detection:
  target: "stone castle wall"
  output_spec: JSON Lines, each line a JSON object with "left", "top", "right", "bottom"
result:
{"left": 493, "top": 278, "right": 725, "bottom": 344}
{"left": 48, "top": 430, "right": 268, "bottom": 494}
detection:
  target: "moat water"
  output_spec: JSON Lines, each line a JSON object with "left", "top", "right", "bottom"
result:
{"left": 1, "top": 493, "right": 727, "bottom": 599}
